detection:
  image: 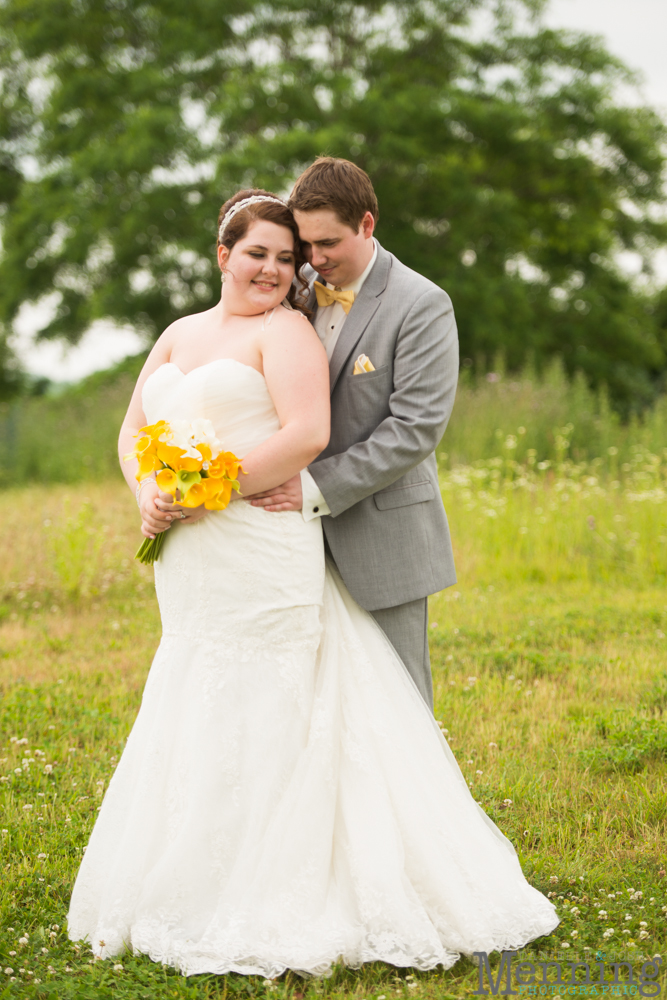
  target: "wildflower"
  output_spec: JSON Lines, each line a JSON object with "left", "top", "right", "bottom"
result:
{"left": 570, "top": 930, "right": 579, "bottom": 939}
{"left": 622, "top": 929, "right": 631, "bottom": 935}
{"left": 570, "top": 907, "right": 580, "bottom": 916}
{"left": 561, "top": 942, "right": 570, "bottom": 949}
{"left": 37, "top": 852, "right": 46, "bottom": 859}
{"left": 44, "top": 765, "right": 53, "bottom": 774}
{"left": 602, "top": 929, "right": 615, "bottom": 939}
{"left": 18, "top": 937, "right": 28, "bottom": 946}
{"left": 41, "top": 948, "right": 48, "bottom": 954}
{"left": 500, "top": 799, "right": 513, "bottom": 809}
{"left": 4, "top": 968, "right": 13, "bottom": 975}
{"left": 597, "top": 910, "right": 607, "bottom": 919}
{"left": 113, "top": 964, "right": 124, "bottom": 972}
{"left": 639, "top": 921, "right": 648, "bottom": 927}
{"left": 488, "top": 742, "right": 498, "bottom": 748}
{"left": 8, "top": 952, "right": 15, "bottom": 957}
{"left": 639, "top": 931, "right": 650, "bottom": 940}
{"left": 476, "top": 770, "right": 483, "bottom": 776}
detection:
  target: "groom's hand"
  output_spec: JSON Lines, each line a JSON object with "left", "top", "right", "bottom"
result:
{"left": 247, "top": 474, "right": 303, "bottom": 512}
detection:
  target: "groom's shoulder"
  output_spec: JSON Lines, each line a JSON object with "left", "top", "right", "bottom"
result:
{"left": 380, "top": 246, "right": 451, "bottom": 306}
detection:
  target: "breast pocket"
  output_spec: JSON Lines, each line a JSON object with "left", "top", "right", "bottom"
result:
{"left": 374, "top": 481, "right": 435, "bottom": 510}
{"left": 346, "top": 364, "right": 390, "bottom": 382}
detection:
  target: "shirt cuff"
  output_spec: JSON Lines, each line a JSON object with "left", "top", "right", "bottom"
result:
{"left": 300, "top": 469, "right": 330, "bottom": 521}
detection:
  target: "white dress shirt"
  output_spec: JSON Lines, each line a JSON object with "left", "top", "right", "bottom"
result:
{"left": 300, "top": 241, "right": 378, "bottom": 521}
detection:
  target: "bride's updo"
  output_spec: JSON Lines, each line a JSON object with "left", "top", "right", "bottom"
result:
{"left": 217, "top": 188, "right": 310, "bottom": 313}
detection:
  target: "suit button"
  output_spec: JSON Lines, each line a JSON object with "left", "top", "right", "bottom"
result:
{"left": 313, "top": 506, "right": 319, "bottom": 513}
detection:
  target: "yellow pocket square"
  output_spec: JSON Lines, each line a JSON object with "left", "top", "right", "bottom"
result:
{"left": 353, "top": 354, "right": 375, "bottom": 374}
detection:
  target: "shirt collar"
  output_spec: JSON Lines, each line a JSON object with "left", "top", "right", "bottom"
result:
{"left": 326, "top": 238, "right": 378, "bottom": 293}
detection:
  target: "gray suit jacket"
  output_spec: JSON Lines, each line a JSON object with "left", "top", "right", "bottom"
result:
{"left": 307, "top": 242, "right": 458, "bottom": 611}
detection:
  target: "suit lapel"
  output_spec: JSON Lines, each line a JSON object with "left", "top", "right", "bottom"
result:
{"left": 328, "top": 244, "right": 392, "bottom": 394}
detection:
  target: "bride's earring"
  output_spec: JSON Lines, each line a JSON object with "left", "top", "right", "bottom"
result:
{"left": 220, "top": 269, "right": 227, "bottom": 285}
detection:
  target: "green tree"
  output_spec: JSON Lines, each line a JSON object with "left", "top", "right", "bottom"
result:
{"left": 0, "top": 0, "right": 665, "bottom": 408}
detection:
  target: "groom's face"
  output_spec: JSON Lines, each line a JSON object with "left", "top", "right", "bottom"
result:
{"left": 294, "top": 208, "right": 375, "bottom": 288}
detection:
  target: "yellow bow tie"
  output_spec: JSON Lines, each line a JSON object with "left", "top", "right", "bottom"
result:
{"left": 314, "top": 281, "right": 356, "bottom": 314}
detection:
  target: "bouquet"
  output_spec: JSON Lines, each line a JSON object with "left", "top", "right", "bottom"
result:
{"left": 125, "top": 418, "right": 243, "bottom": 564}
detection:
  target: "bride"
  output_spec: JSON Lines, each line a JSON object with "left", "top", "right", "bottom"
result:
{"left": 67, "top": 189, "right": 558, "bottom": 977}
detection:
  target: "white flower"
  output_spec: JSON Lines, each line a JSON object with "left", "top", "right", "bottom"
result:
{"left": 113, "top": 964, "right": 124, "bottom": 972}
{"left": 570, "top": 930, "right": 579, "bottom": 939}
{"left": 18, "top": 937, "right": 28, "bottom": 946}
{"left": 570, "top": 907, "right": 580, "bottom": 916}
{"left": 602, "top": 928, "right": 615, "bottom": 939}
{"left": 561, "top": 942, "right": 570, "bottom": 949}
{"left": 4, "top": 968, "right": 13, "bottom": 975}
{"left": 37, "top": 853, "right": 47, "bottom": 859}
{"left": 598, "top": 910, "right": 607, "bottom": 918}
{"left": 44, "top": 765, "right": 53, "bottom": 774}
{"left": 639, "top": 921, "right": 648, "bottom": 927}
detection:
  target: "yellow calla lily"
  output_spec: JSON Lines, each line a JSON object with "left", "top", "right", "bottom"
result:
{"left": 156, "top": 441, "right": 186, "bottom": 468}
{"left": 139, "top": 420, "right": 169, "bottom": 440}
{"left": 156, "top": 468, "right": 179, "bottom": 494}
{"left": 205, "top": 479, "right": 235, "bottom": 510}
{"left": 196, "top": 443, "right": 213, "bottom": 463}
{"left": 208, "top": 452, "right": 243, "bottom": 481}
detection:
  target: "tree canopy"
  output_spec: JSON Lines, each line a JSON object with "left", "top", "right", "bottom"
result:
{"left": 0, "top": 0, "right": 665, "bottom": 408}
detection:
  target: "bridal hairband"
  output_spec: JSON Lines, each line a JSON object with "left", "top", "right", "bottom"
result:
{"left": 218, "top": 195, "right": 286, "bottom": 242}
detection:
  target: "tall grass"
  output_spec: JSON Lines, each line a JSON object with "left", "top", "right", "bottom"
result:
{"left": 3, "top": 353, "right": 667, "bottom": 485}
{"left": 441, "top": 358, "right": 667, "bottom": 471}
{"left": 0, "top": 353, "right": 146, "bottom": 484}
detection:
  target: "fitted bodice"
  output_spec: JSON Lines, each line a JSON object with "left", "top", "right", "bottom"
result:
{"left": 142, "top": 360, "right": 281, "bottom": 457}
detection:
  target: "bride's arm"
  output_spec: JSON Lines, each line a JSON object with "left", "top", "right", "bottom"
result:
{"left": 236, "top": 314, "right": 330, "bottom": 497}
{"left": 118, "top": 329, "right": 177, "bottom": 538}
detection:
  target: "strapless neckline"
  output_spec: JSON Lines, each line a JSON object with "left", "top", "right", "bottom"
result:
{"left": 156, "top": 359, "right": 265, "bottom": 381}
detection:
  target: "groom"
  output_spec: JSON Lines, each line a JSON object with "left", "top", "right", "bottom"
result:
{"left": 249, "top": 158, "right": 458, "bottom": 709}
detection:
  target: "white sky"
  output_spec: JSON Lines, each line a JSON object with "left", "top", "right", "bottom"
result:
{"left": 13, "top": 0, "right": 667, "bottom": 383}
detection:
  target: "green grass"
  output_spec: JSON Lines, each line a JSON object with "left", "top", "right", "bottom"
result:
{"left": 0, "top": 476, "right": 666, "bottom": 999}
{"left": 6, "top": 353, "right": 667, "bottom": 486}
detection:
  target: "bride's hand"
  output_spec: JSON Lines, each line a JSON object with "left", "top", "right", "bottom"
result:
{"left": 139, "top": 484, "right": 174, "bottom": 539}
{"left": 153, "top": 490, "right": 209, "bottom": 527}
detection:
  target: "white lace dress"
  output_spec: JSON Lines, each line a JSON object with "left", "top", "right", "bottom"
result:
{"left": 67, "top": 358, "right": 558, "bottom": 977}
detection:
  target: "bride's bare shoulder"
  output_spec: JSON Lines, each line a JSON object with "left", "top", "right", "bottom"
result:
{"left": 270, "top": 304, "right": 317, "bottom": 337}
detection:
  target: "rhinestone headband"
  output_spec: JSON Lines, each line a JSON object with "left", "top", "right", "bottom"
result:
{"left": 218, "top": 195, "right": 286, "bottom": 242}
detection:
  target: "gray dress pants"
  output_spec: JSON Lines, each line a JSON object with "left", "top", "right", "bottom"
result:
{"left": 370, "top": 598, "right": 433, "bottom": 711}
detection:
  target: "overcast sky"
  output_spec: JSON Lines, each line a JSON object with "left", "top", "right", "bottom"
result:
{"left": 13, "top": 0, "right": 667, "bottom": 383}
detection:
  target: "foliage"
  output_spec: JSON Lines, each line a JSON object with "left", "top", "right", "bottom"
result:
{"left": 0, "top": 482, "right": 666, "bottom": 996}
{"left": 0, "top": 351, "right": 147, "bottom": 484}
{"left": 7, "top": 353, "right": 667, "bottom": 486}
{"left": 0, "top": 0, "right": 665, "bottom": 407}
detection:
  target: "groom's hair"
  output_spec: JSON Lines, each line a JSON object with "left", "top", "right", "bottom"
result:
{"left": 288, "top": 157, "right": 379, "bottom": 231}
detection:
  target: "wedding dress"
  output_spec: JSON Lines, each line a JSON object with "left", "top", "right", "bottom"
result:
{"left": 67, "top": 356, "right": 559, "bottom": 977}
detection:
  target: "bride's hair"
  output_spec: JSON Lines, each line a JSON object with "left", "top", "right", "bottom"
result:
{"left": 217, "top": 189, "right": 310, "bottom": 314}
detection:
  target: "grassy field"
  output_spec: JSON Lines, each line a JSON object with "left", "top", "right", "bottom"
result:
{"left": 0, "top": 456, "right": 665, "bottom": 1000}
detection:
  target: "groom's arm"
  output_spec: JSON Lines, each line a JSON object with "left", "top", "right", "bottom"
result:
{"left": 309, "top": 286, "right": 458, "bottom": 517}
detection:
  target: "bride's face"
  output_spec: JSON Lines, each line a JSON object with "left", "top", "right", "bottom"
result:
{"left": 218, "top": 219, "right": 296, "bottom": 314}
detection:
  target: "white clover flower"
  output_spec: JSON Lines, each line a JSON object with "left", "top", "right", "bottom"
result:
{"left": 598, "top": 910, "right": 607, "bottom": 917}
{"left": 639, "top": 930, "right": 649, "bottom": 940}
{"left": 113, "top": 964, "right": 124, "bottom": 972}
{"left": 18, "top": 937, "right": 28, "bottom": 946}
{"left": 602, "top": 928, "right": 615, "bottom": 939}
{"left": 561, "top": 942, "right": 570, "bottom": 949}
{"left": 4, "top": 968, "right": 13, "bottom": 975}
{"left": 570, "top": 930, "right": 579, "bottom": 939}
{"left": 639, "top": 921, "right": 648, "bottom": 927}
